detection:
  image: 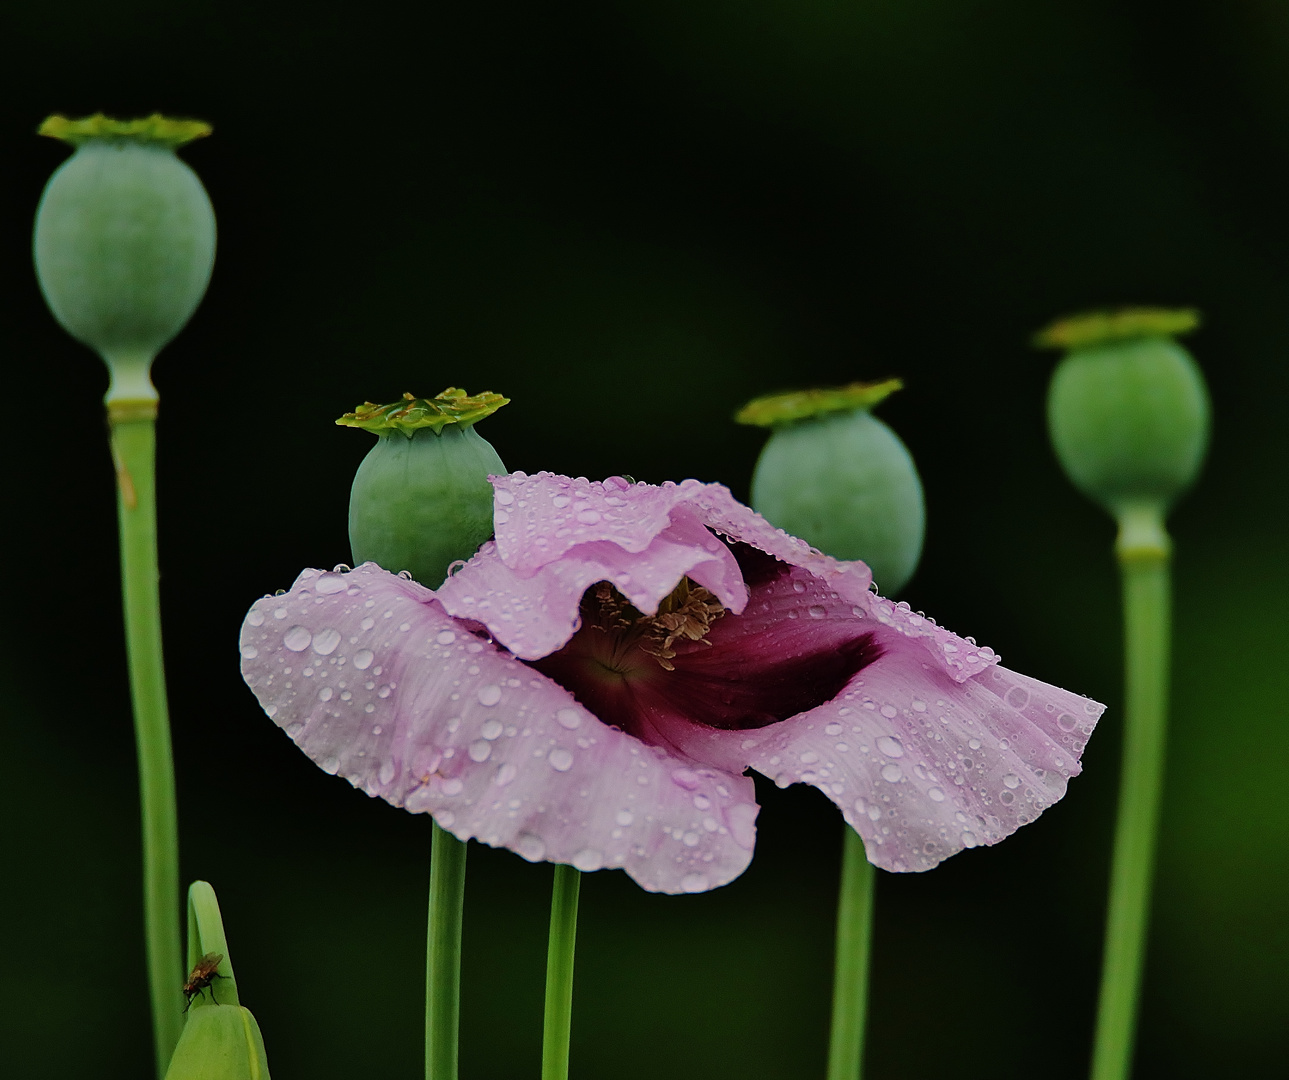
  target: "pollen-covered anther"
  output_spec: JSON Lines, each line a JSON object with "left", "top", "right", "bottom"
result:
{"left": 585, "top": 578, "right": 726, "bottom": 670}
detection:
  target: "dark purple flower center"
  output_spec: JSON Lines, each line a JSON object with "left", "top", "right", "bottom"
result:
{"left": 531, "top": 545, "right": 883, "bottom": 747}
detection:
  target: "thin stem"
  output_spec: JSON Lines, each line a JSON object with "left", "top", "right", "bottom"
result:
{"left": 110, "top": 411, "right": 182, "bottom": 1077}
{"left": 542, "top": 864, "right": 581, "bottom": 1080}
{"left": 426, "top": 823, "right": 468, "bottom": 1080}
{"left": 826, "top": 828, "right": 876, "bottom": 1080}
{"left": 1090, "top": 513, "right": 1171, "bottom": 1080}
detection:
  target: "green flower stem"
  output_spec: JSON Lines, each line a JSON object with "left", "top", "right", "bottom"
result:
{"left": 826, "top": 829, "right": 876, "bottom": 1080}
{"left": 109, "top": 406, "right": 182, "bottom": 1077}
{"left": 542, "top": 864, "right": 581, "bottom": 1080}
{"left": 426, "top": 823, "right": 468, "bottom": 1080}
{"left": 1090, "top": 505, "right": 1172, "bottom": 1080}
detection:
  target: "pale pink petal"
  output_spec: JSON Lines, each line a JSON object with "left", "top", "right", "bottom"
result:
{"left": 693, "top": 486, "right": 996, "bottom": 681}
{"left": 239, "top": 562, "right": 759, "bottom": 893}
{"left": 492, "top": 472, "right": 709, "bottom": 573}
{"left": 436, "top": 517, "right": 747, "bottom": 661}
{"left": 589, "top": 552, "right": 1103, "bottom": 872}
{"left": 725, "top": 652, "right": 1104, "bottom": 872}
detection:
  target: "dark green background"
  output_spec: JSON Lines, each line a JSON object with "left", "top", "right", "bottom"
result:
{"left": 2, "top": 2, "right": 1286, "bottom": 1077}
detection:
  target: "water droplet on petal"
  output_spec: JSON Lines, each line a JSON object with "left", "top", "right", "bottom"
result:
{"left": 481, "top": 719, "right": 504, "bottom": 740}
{"left": 881, "top": 763, "right": 902, "bottom": 783}
{"left": 247, "top": 610, "right": 265, "bottom": 627}
{"left": 961, "top": 831, "right": 978, "bottom": 848}
{"left": 556, "top": 708, "right": 581, "bottom": 729}
{"left": 494, "top": 762, "right": 518, "bottom": 786}
{"left": 808, "top": 605, "right": 826, "bottom": 619}
{"left": 1003, "top": 773, "right": 1020, "bottom": 789}
{"left": 681, "top": 872, "right": 709, "bottom": 893}
{"left": 315, "top": 572, "right": 347, "bottom": 595}
{"left": 317, "top": 687, "right": 333, "bottom": 702}
{"left": 576, "top": 510, "right": 602, "bottom": 525}
{"left": 515, "top": 832, "right": 546, "bottom": 861}
{"left": 241, "top": 645, "right": 258, "bottom": 659}
{"left": 876, "top": 736, "right": 904, "bottom": 758}
{"left": 616, "top": 810, "right": 634, "bottom": 826}
{"left": 1058, "top": 713, "right": 1078, "bottom": 731}
{"left": 312, "top": 628, "right": 341, "bottom": 656}
{"left": 477, "top": 684, "right": 502, "bottom": 707}
{"left": 353, "top": 649, "right": 375, "bottom": 670}
{"left": 928, "top": 786, "right": 945, "bottom": 802}
{"left": 671, "top": 769, "right": 701, "bottom": 790}
{"left": 321, "top": 756, "right": 340, "bottom": 775}
{"left": 880, "top": 704, "right": 899, "bottom": 719}
{"left": 792, "top": 580, "right": 807, "bottom": 594}
{"left": 572, "top": 848, "right": 603, "bottom": 871}
{"left": 548, "top": 748, "right": 574, "bottom": 771}
{"left": 468, "top": 740, "right": 492, "bottom": 763}
{"left": 437, "top": 630, "right": 457, "bottom": 646}
{"left": 441, "top": 777, "right": 463, "bottom": 796}
{"left": 284, "top": 626, "right": 312, "bottom": 652}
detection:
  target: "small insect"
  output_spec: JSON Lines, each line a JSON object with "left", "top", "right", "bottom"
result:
{"left": 182, "top": 952, "right": 226, "bottom": 1011}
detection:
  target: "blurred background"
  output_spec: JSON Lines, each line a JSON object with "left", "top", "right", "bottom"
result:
{"left": 2, "top": 1, "right": 1287, "bottom": 1077}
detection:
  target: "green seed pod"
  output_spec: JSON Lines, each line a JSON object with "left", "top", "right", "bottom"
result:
{"left": 339, "top": 389, "right": 509, "bottom": 588}
{"left": 1038, "top": 308, "right": 1210, "bottom": 520}
{"left": 32, "top": 113, "right": 216, "bottom": 404}
{"left": 737, "top": 379, "right": 925, "bottom": 595}
{"left": 167, "top": 881, "right": 271, "bottom": 1080}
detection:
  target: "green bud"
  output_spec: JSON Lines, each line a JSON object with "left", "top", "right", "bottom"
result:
{"left": 166, "top": 881, "right": 271, "bottom": 1080}
{"left": 737, "top": 379, "right": 925, "bottom": 595}
{"left": 32, "top": 113, "right": 216, "bottom": 405}
{"left": 1038, "top": 308, "right": 1210, "bottom": 521}
{"left": 165, "top": 1005, "right": 271, "bottom": 1080}
{"left": 339, "top": 389, "right": 509, "bottom": 587}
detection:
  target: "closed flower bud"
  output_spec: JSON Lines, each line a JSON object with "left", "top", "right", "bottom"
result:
{"left": 32, "top": 113, "right": 216, "bottom": 404}
{"left": 737, "top": 379, "right": 925, "bottom": 595}
{"left": 339, "top": 389, "right": 509, "bottom": 587}
{"left": 168, "top": 881, "right": 271, "bottom": 1080}
{"left": 164, "top": 1005, "right": 271, "bottom": 1080}
{"left": 1038, "top": 308, "right": 1210, "bottom": 520}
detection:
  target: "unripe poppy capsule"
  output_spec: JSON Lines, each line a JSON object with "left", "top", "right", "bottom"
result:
{"left": 1038, "top": 308, "right": 1210, "bottom": 520}
{"left": 32, "top": 113, "right": 216, "bottom": 405}
{"left": 737, "top": 379, "right": 925, "bottom": 595}
{"left": 339, "top": 389, "right": 509, "bottom": 588}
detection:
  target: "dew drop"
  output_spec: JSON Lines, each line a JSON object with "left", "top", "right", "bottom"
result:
{"left": 516, "top": 832, "right": 546, "bottom": 861}
{"left": 671, "top": 769, "right": 701, "bottom": 790}
{"left": 876, "top": 736, "right": 904, "bottom": 758}
{"left": 241, "top": 645, "right": 259, "bottom": 660}
{"left": 317, "top": 687, "right": 333, "bottom": 702}
{"left": 477, "top": 684, "right": 503, "bottom": 707}
{"left": 353, "top": 649, "right": 375, "bottom": 670}
{"left": 1003, "top": 773, "right": 1020, "bottom": 789}
{"left": 247, "top": 610, "right": 265, "bottom": 627}
{"left": 928, "top": 786, "right": 946, "bottom": 802}
{"left": 315, "top": 572, "right": 347, "bottom": 595}
{"left": 468, "top": 740, "right": 492, "bottom": 763}
{"left": 1058, "top": 713, "right": 1078, "bottom": 731}
{"left": 808, "top": 605, "right": 826, "bottom": 619}
{"left": 572, "top": 848, "right": 603, "bottom": 872}
{"left": 556, "top": 708, "right": 581, "bottom": 730}
{"left": 681, "top": 872, "right": 709, "bottom": 893}
{"left": 312, "top": 628, "right": 341, "bottom": 656}
{"left": 961, "top": 831, "right": 978, "bottom": 848}
{"left": 881, "top": 763, "right": 903, "bottom": 783}
{"left": 880, "top": 704, "right": 899, "bottom": 718}
{"left": 576, "top": 510, "right": 602, "bottom": 525}
{"left": 616, "top": 810, "right": 634, "bottom": 827}
{"left": 437, "top": 630, "right": 457, "bottom": 646}
{"left": 548, "top": 748, "right": 574, "bottom": 772}
{"left": 494, "top": 762, "right": 518, "bottom": 786}
{"left": 441, "top": 777, "right": 463, "bottom": 796}
{"left": 792, "top": 580, "right": 807, "bottom": 594}
{"left": 480, "top": 719, "right": 504, "bottom": 740}
{"left": 284, "top": 626, "right": 312, "bottom": 652}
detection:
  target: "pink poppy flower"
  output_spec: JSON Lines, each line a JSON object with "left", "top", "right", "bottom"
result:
{"left": 239, "top": 472, "right": 1103, "bottom": 894}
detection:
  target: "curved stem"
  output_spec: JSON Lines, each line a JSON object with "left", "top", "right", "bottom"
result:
{"left": 542, "top": 864, "right": 581, "bottom": 1080}
{"left": 426, "top": 823, "right": 468, "bottom": 1080}
{"left": 110, "top": 410, "right": 183, "bottom": 1077}
{"left": 826, "top": 828, "right": 876, "bottom": 1080}
{"left": 1090, "top": 514, "right": 1171, "bottom": 1080}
